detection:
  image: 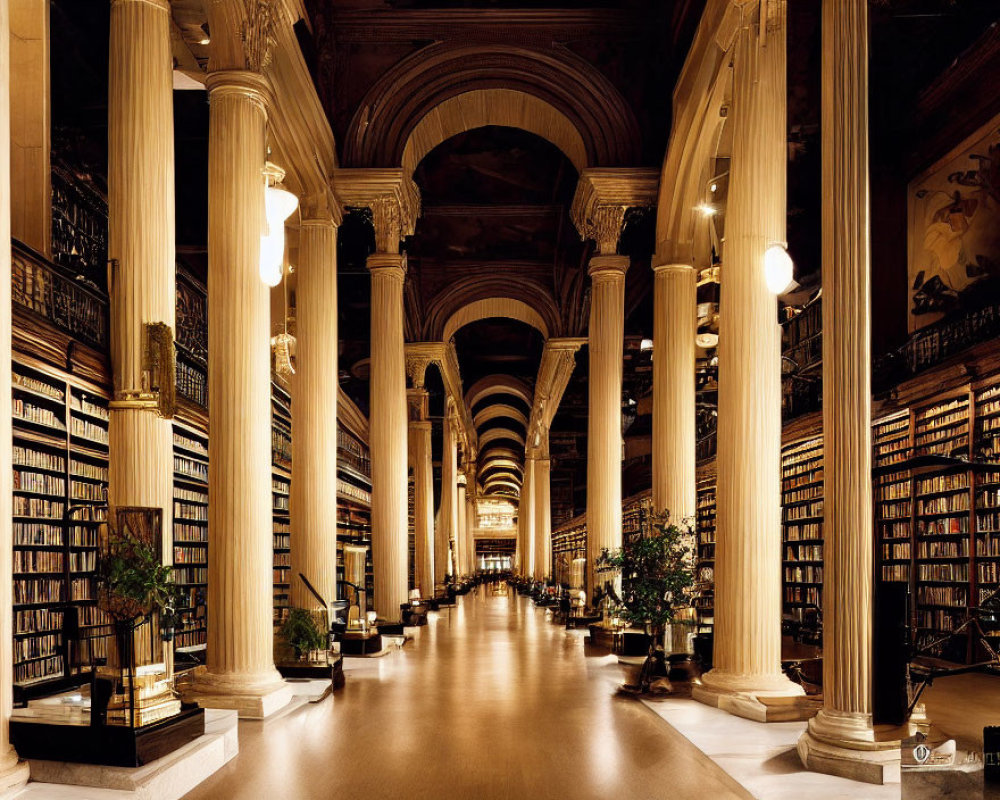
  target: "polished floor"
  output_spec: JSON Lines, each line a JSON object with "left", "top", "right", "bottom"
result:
{"left": 183, "top": 586, "right": 748, "bottom": 800}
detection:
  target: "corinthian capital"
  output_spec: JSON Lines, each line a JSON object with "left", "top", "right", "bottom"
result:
{"left": 334, "top": 169, "right": 421, "bottom": 254}
{"left": 570, "top": 167, "right": 659, "bottom": 255}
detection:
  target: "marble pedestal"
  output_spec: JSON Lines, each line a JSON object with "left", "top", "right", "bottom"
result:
{"left": 184, "top": 675, "right": 293, "bottom": 720}
{"left": 797, "top": 730, "right": 901, "bottom": 785}
{"left": 18, "top": 709, "right": 238, "bottom": 800}
{"left": 0, "top": 763, "right": 29, "bottom": 798}
{"left": 692, "top": 682, "right": 816, "bottom": 723}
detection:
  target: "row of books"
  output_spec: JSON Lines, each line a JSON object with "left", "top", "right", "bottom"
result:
{"left": 13, "top": 400, "right": 64, "bottom": 430}
{"left": 13, "top": 446, "right": 65, "bottom": 473}
{"left": 174, "top": 487, "right": 207, "bottom": 503}
{"left": 70, "top": 417, "right": 108, "bottom": 444}
{"left": 13, "top": 371, "right": 63, "bottom": 401}
{"left": 13, "top": 550, "right": 64, "bottom": 573}
{"left": 173, "top": 546, "right": 207, "bottom": 565}
{"left": 13, "top": 497, "right": 64, "bottom": 519}
{"left": 13, "top": 471, "right": 65, "bottom": 495}
{"left": 70, "top": 459, "right": 107, "bottom": 481}
{"left": 918, "top": 563, "right": 969, "bottom": 583}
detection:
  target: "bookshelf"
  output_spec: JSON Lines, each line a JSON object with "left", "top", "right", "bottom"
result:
{"left": 781, "top": 296, "right": 822, "bottom": 420}
{"left": 336, "top": 425, "right": 373, "bottom": 608}
{"left": 874, "top": 411, "right": 913, "bottom": 585}
{"left": 975, "top": 383, "right": 1000, "bottom": 660}
{"left": 172, "top": 420, "right": 209, "bottom": 651}
{"left": 622, "top": 492, "right": 653, "bottom": 546}
{"left": 694, "top": 481, "right": 716, "bottom": 629}
{"left": 551, "top": 518, "right": 586, "bottom": 588}
{"left": 781, "top": 437, "right": 824, "bottom": 621}
{"left": 11, "top": 358, "right": 110, "bottom": 690}
{"left": 272, "top": 382, "right": 292, "bottom": 626}
{"left": 909, "top": 392, "right": 974, "bottom": 661}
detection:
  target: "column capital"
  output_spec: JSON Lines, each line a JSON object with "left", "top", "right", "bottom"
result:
{"left": 588, "top": 254, "right": 630, "bottom": 280}
{"left": 366, "top": 252, "right": 406, "bottom": 281}
{"left": 335, "top": 168, "right": 421, "bottom": 253}
{"left": 571, "top": 167, "right": 658, "bottom": 254}
{"left": 300, "top": 191, "right": 344, "bottom": 228}
{"left": 205, "top": 69, "right": 273, "bottom": 116}
{"left": 652, "top": 261, "right": 694, "bottom": 275}
{"left": 407, "top": 387, "right": 429, "bottom": 421}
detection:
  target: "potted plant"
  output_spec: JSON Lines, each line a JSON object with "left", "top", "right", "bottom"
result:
{"left": 597, "top": 510, "right": 694, "bottom": 695}
{"left": 95, "top": 514, "right": 180, "bottom": 726}
{"left": 280, "top": 608, "right": 326, "bottom": 661}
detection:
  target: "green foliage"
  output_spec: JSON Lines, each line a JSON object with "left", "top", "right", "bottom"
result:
{"left": 281, "top": 608, "right": 326, "bottom": 657}
{"left": 96, "top": 524, "right": 177, "bottom": 623}
{"left": 597, "top": 511, "right": 694, "bottom": 634}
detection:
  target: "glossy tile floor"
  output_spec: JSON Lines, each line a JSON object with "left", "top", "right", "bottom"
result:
{"left": 183, "top": 585, "right": 749, "bottom": 800}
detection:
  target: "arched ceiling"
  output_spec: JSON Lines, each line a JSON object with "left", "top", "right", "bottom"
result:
{"left": 318, "top": 1, "right": 705, "bottom": 524}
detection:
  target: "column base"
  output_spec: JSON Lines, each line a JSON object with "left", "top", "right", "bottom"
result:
{"left": 693, "top": 669, "right": 809, "bottom": 722}
{"left": 185, "top": 669, "right": 293, "bottom": 720}
{"left": 797, "top": 711, "right": 901, "bottom": 785}
{"left": 0, "top": 747, "right": 29, "bottom": 799}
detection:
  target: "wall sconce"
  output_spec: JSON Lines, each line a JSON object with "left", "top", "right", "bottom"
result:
{"left": 260, "top": 162, "right": 298, "bottom": 288}
{"left": 696, "top": 203, "right": 717, "bottom": 217}
{"left": 763, "top": 243, "right": 794, "bottom": 295}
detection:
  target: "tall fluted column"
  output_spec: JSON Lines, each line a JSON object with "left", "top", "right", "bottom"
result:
{"left": 697, "top": 1, "right": 802, "bottom": 707}
{"left": 523, "top": 457, "right": 537, "bottom": 578}
{"left": 368, "top": 254, "right": 409, "bottom": 622}
{"left": 107, "top": 0, "right": 175, "bottom": 562}
{"left": 586, "top": 255, "right": 628, "bottom": 599}
{"left": 464, "top": 472, "right": 477, "bottom": 576}
{"left": 193, "top": 70, "right": 289, "bottom": 718}
{"left": 408, "top": 408, "right": 434, "bottom": 599}
{"left": 652, "top": 263, "right": 696, "bottom": 521}
{"left": 456, "top": 478, "right": 467, "bottom": 577}
{"left": 0, "top": 0, "right": 30, "bottom": 788}
{"left": 533, "top": 455, "right": 551, "bottom": 579}
{"left": 290, "top": 210, "right": 340, "bottom": 610}
{"left": 9, "top": 0, "right": 50, "bottom": 254}
{"left": 439, "top": 411, "right": 458, "bottom": 586}
{"left": 798, "top": 0, "right": 900, "bottom": 782}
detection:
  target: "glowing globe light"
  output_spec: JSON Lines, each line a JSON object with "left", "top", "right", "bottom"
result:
{"left": 260, "top": 182, "right": 298, "bottom": 287}
{"left": 763, "top": 244, "right": 794, "bottom": 295}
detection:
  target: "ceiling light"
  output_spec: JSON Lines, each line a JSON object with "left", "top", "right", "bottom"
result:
{"left": 763, "top": 244, "right": 794, "bottom": 295}
{"left": 260, "top": 163, "right": 298, "bottom": 287}
{"left": 695, "top": 332, "right": 719, "bottom": 349}
{"left": 696, "top": 203, "right": 717, "bottom": 217}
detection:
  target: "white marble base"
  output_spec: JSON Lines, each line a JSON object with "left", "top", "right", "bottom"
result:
{"left": 692, "top": 683, "right": 816, "bottom": 723}
{"left": 641, "top": 696, "right": 900, "bottom": 799}
{"left": 187, "top": 681, "right": 293, "bottom": 720}
{"left": 797, "top": 731, "right": 901, "bottom": 786}
{"left": 15, "top": 709, "right": 238, "bottom": 800}
{"left": 0, "top": 762, "right": 30, "bottom": 799}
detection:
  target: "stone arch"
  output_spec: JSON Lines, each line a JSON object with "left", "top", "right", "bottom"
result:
{"left": 343, "top": 42, "right": 641, "bottom": 169}
{"left": 474, "top": 404, "right": 529, "bottom": 431}
{"left": 466, "top": 375, "right": 533, "bottom": 411}
{"left": 477, "top": 428, "right": 526, "bottom": 449}
{"left": 402, "top": 89, "right": 587, "bottom": 174}
{"left": 443, "top": 298, "right": 549, "bottom": 344}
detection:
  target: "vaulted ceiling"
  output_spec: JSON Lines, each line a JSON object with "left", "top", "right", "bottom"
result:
{"left": 320, "top": 0, "right": 702, "bottom": 516}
